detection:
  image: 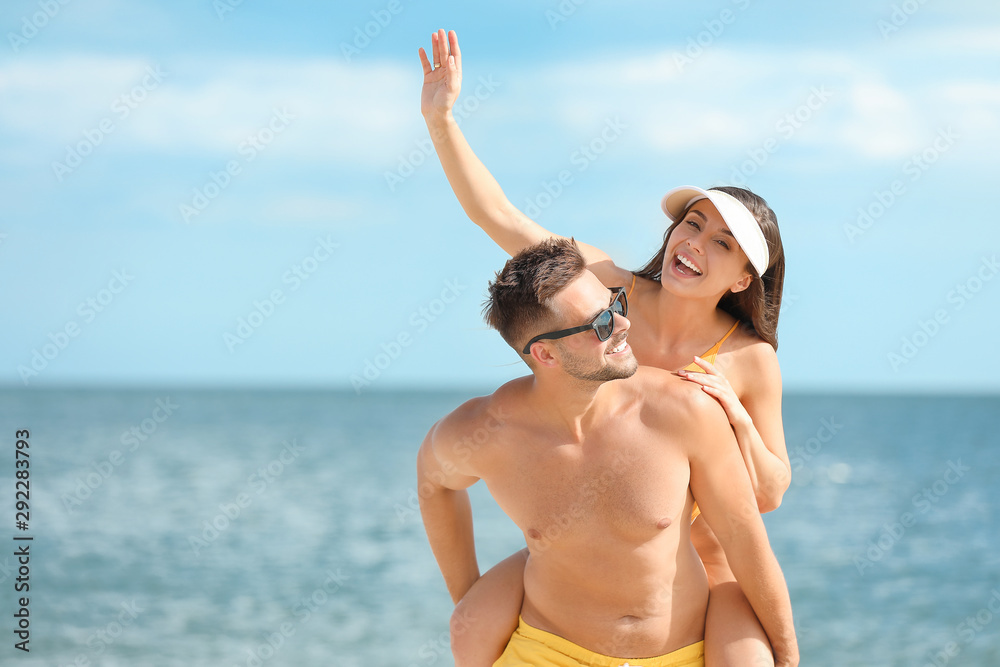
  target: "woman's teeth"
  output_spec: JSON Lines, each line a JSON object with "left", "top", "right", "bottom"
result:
{"left": 676, "top": 255, "right": 702, "bottom": 275}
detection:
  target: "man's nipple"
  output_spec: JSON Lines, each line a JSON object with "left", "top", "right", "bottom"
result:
{"left": 527, "top": 528, "right": 542, "bottom": 541}
{"left": 656, "top": 517, "right": 672, "bottom": 530}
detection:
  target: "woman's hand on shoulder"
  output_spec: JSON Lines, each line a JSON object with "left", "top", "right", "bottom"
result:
{"left": 678, "top": 355, "right": 753, "bottom": 429}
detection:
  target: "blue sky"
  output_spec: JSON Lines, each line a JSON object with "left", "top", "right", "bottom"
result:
{"left": 1, "top": 0, "right": 998, "bottom": 393}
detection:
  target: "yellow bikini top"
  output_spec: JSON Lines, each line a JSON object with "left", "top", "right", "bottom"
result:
{"left": 680, "top": 322, "right": 739, "bottom": 372}
{"left": 626, "top": 274, "right": 740, "bottom": 373}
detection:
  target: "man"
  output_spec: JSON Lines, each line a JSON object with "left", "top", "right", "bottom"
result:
{"left": 418, "top": 239, "right": 798, "bottom": 666}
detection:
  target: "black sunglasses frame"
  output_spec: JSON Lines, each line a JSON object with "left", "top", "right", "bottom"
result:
{"left": 521, "top": 287, "right": 628, "bottom": 356}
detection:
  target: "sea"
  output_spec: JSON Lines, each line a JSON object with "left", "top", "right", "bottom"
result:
{"left": 0, "top": 388, "right": 997, "bottom": 666}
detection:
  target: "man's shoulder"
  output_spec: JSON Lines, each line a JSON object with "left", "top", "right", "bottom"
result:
{"left": 630, "top": 367, "right": 728, "bottom": 431}
{"left": 431, "top": 376, "right": 527, "bottom": 444}
{"left": 631, "top": 366, "right": 713, "bottom": 405}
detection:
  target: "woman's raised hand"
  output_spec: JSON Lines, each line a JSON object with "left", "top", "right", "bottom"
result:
{"left": 418, "top": 29, "right": 462, "bottom": 120}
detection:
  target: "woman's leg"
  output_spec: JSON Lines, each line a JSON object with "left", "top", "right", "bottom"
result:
{"left": 691, "top": 517, "right": 774, "bottom": 667}
{"left": 451, "top": 548, "right": 528, "bottom": 667}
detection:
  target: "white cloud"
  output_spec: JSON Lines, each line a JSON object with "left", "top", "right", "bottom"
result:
{"left": 2, "top": 26, "right": 998, "bottom": 180}
{"left": 257, "top": 194, "right": 365, "bottom": 226}
{"left": 0, "top": 56, "right": 147, "bottom": 131}
{"left": 0, "top": 56, "right": 420, "bottom": 167}
{"left": 940, "top": 81, "right": 1000, "bottom": 105}
{"left": 500, "top": 40, "right": 999, "bottom": 164}
{"left": 894, "top": 26, "right": 1000, "bottom": 55}
{"left": 840, "top": 81, "right": 922, "bottom": 159}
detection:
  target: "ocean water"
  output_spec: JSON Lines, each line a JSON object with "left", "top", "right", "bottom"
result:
{"left": 0, "top": 389, "right": 997, "bottom": 666}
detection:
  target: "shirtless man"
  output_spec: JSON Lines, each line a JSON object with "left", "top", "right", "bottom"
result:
{"left": 418, "top": 239, "right": 798, "bottom": 666}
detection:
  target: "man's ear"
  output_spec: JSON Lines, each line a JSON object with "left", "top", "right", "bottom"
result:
{"left": 528, "top": 342, "right": 560, "bottom": 369}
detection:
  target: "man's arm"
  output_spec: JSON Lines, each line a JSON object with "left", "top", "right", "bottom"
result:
{"left": 416, "top": 415, "right": 482, "bottom": 604}
{"left": 683, "top": 389, "right": 799, "bottom": 667}
{"left": 682, "top": 343, "right": 791, "bottom": 512}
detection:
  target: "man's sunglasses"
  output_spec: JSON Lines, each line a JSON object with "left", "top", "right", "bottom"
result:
{"left": 521, "top": 287, "right": 628, "bottom": 355}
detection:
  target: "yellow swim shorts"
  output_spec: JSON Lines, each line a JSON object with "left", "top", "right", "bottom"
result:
{"left": 493, "top": 617, "right": 705, "bottom": 667}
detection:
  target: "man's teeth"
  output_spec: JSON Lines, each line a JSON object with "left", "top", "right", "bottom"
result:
{"left": 609, "top": 340, "right": 627, "bottom": 354}
{"left": 677, "top": 255, "right": 702, "bottom": 274}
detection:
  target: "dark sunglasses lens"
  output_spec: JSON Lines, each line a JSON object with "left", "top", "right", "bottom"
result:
{"left": 612, "top": 292, "right": 626, "bottom": 316}
{"left": 595, "top": 310, "right": 614, "bottom": 340}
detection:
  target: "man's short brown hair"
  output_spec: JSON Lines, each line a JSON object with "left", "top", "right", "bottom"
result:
{"left": 482, "top": 238, "right": 587, "bottom": 354}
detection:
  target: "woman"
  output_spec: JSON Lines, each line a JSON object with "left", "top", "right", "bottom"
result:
{"left": 419, "top": 29, "right": 792, "bottom": 666}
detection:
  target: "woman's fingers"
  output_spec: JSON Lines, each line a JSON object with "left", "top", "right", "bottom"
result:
{"left": 418, "top": 46, "right": 432, "bottom": 75}
{"left": 690, "top": 355, "right": 721, "bottom": 376}
{"left": 679, "top": 370, "right": 734, "bottom": 396}
{"left": 423, "top": 30, "right": 459, "bottom": 76}
{"left": 449, "top": 29, "right": 461, "bottom": 71}
{"left": 437, "top": 28, "right": 449, "bottom": 66}
{"left": 681, "top": 372, "right": 722, "bottom": 390}
{"left": 679, "top": 367, "right": 750, "bottom": 427}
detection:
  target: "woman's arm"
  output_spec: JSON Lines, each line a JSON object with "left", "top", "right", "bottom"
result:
{"left": 735, "top": 348, "right": 791, "bottom": 511}
{"left": 682, "top": 346, "right": 791, "bottom": 512}
{"left": 418, "top": 30, "right": 632, "bottom": 287}
{"left": 420, "top": 31, "right": 551, "bottom": 256}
